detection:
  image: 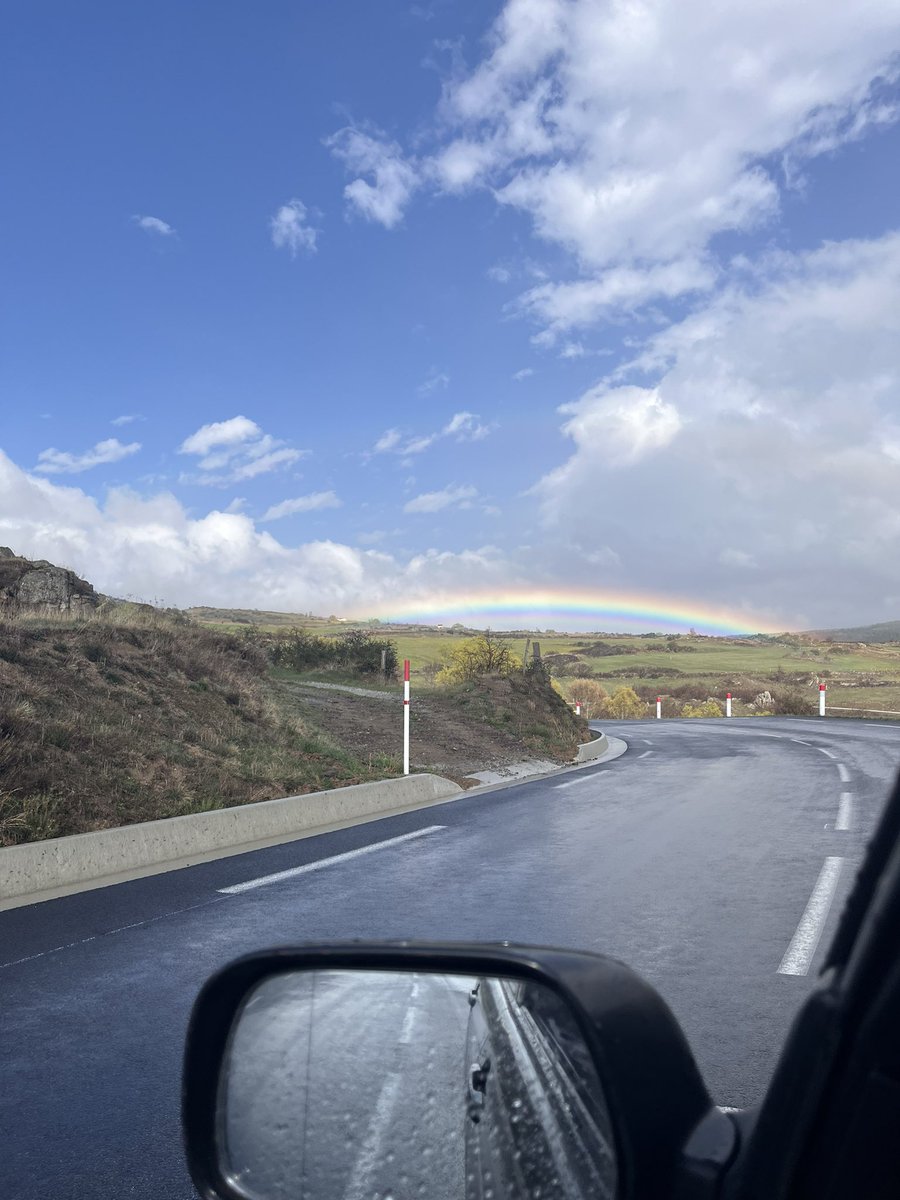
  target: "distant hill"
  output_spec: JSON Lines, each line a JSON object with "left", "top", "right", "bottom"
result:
{"left": 810, "top": 620, "right": 900, "bottom": 643}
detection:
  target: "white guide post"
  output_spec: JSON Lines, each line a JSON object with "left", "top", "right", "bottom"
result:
{"left": 403, "top": 659, "right": 411, "bottom": 775}
{"left": 819, "top": 682, "right": 826, "bottom": 718}
{"left": 575, "top": 702, "right": 581, "bottom": 716}
{"left": 656, "top": 696, "right": 662, "bottom": 719}
{"left": 726, "top": 692, "right": 732, "bottom": 718}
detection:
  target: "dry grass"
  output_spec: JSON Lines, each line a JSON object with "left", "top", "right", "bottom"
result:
{"left": 0, "top": 607, "right": 397, "bottom": 846}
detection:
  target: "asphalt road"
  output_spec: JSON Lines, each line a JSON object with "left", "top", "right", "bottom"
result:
{"left": 1, "top": 717, "right": 898, "bottom": 1198}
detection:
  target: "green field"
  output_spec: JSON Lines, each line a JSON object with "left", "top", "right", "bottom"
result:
{"left": 186, "top": 609, "right": 900, "bottom": 719}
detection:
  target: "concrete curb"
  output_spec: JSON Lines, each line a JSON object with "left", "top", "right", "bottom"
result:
{"left": 575, "top": 732, "right": 610, "bottom": 762}
{"left": 0, "top": 773, "right": 461, "bottom": 908}
{"left": 463, "top": 735, "right": 628, "bottom": 798}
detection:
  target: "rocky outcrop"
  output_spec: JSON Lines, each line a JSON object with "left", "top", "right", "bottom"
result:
{"left": 0, "top": 548, "right": 101, "bottom": 617}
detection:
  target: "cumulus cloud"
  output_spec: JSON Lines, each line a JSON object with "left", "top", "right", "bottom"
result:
{"left": 326, "top": 127, "right": 420, "bottom": 228}
{"left": 133, "top": 215, "right": 175, "bottom": 236}
{"left": 404, "top": 483, "right": 478, "bottom": 513}
{"left": 178, "top": 416, "right": 304, "bottom": 485}
{"left": 270, "top": 199, "right": 318, "bottom": 256}
{"left": 0, "top": 449, "right": 510, "bottom": 615}
{"left": 331, "top": 0, "right": 900, "bottom": 335}
{"left": 261, "top": 491, "right": 342, "bottom": 521}
{"left": 532, "top": 230, "right": 900, "bottom": 625}
{"left": 35, "top": 438, "right": 141, "bottom": 475}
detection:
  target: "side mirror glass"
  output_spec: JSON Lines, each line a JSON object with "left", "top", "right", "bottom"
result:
{"left": 216, "top": 968, "right": 617, "bottom": 1200}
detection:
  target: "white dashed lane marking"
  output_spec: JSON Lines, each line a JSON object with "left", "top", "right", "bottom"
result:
{"left": 778, "top": 857, "right": 844, "bottom": 976}
{"left": 837, "top": 763, "right": 851, "bottom": 783}
{"left": 836, "top": 793, "right": 853, "bottom": 832}
{"left": 218, "top": 826, "right": 447, "bottom": 894}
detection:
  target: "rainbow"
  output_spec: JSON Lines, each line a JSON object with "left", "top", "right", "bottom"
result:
{"left": 361, "top": 588, "right": 782, "bottom": 636}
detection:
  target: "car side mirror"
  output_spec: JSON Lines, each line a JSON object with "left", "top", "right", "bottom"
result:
{"left": 182, "top": 943, "right": 736, "bottom": 1200}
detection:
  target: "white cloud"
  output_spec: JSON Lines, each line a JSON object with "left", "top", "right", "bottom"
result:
{"left": 111, "top": 414, "right": 145, "bottom": 427}
{"left": 532, "top": 230, "right": 900, "bottom": 623}
{"left": 326, "top": 127, "right": 420, "bottom": 228}
{"left": 35, "top": 438, "right": 141, "bottom": 475}
{"left": 404, "top": 484, "right": 478, "bottom": 513}
{"left": 270, "top": 199, "right": 318, "bottom": 256}
{"left": 333, "top": 0, "right": 900, "bottom": 334}
{"left": 0, "top": 449, "right": 511, "bottom": 616}
{"left": 133, "top": 215, "right": 175, "bottom": 237}
{"left": 262, "top": 491, "right": 342, "bottom": 521}
{"left": 371, "top": 411, "right": 492, "bottom": 457}
{"left": 512, "top": 367, "right": 534, "bottom": 380}
{"left": 178, "top": 416, "right": 303, "bottom": 486}
{"left": 179, "top": 416, "right": 261, "bottom": 456}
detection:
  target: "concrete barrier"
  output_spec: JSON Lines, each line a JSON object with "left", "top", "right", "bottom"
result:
{"left": 0, "top": 773, "right": 462, "bottom": 906}
{"left": 574, "top": 732, "right": 610, "bottom": 763}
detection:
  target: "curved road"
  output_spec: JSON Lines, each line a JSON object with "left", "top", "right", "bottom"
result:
{"left": 0, "top": 717, "right": 898, "bottom": 1197}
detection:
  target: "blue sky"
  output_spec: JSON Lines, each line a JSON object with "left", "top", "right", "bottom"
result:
{"left": 3, "top": 1, "right": 900, "bottom": 631}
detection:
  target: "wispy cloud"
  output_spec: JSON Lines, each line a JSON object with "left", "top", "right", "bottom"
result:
{"left": 262, "top": 491, "right": 341, "bottom": 521}
{"left": 178, "top": 416, "right": 304, "bottom": 485}
{"left": 111, "top": 414, "right": 145, "bottom": 426}
{"left": 270, "top": 199, "right": 319, "bottom": 256}
{"left": 35, "top": 438, "right": 141, "bottom": 475}
{"left": 404, "top": 483, "right": 478, "bottom": 513}
{"left": 371, "top": 411, "right": 492, "bottom": 458}
{"left": 417, "top": 368, "right": 450, "bottom": 396}
{"left": 133, "top": 214, "right": 175, "bottom": 237}
{"left": 512, "top": 367, "right": 534, "bottom": 381}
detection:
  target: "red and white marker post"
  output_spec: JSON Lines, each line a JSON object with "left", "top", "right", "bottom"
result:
{"left": 403, "top": 659, "right": 410, "bottom": 774}
{"left": 656, "top": 696, "right": 662, "bottom": 719}
{"left": 819, "top": 682, "right": 826, "bottom": 718}
{"left": 726, "top": 692, "right": 732, "bottom": 718}
{"left": 575, "top": 702, "right": 581, "bottom": 716}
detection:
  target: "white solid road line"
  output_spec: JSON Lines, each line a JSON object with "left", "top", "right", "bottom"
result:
{"left": 642, "top": 739, "right": 654, "bottom": 745}
{"left": 554, "top": 777, "right": 592, "bottom": 790}
{"left": 638, "top": 750, "right": 653, "bottom": 758}
{"left": 837, "top": 763, "right": 851, "bottom": 783}
{"left": 791, "top": 738, "right": 812, "bottom": 746}
{"left": 817, "top": 747, "right": 838, "bottom": 759}
{"left": 778, "top": 857, "right": 844, "bottom": 976}
{"left": 217, "top": 826, "right": 447, "bottom": 894}
{"left": 836, "top": 793, "right": 853, "bottom": 832}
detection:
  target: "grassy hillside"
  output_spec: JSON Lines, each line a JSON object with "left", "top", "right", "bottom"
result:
{"left": 0, "top": 608, "right": 397, "bottom": 846}
{"left": 188, "top": 609, "right": 900, "bottom": 718}
{"left": 810, "top": 620, "right": 900, "bottom": 643}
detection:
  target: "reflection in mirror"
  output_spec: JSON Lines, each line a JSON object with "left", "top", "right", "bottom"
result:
{"left": 220, "top": 969, "right": 616, "bottom": 1200}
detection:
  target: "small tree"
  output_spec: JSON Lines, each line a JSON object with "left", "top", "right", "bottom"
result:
{"left": 435, "top": 631, "right": 522, "bottom": 684}
{"left": 566, "top": 678, "right": 608, "bottom": 719}
{"left": 602, "top": 686, "right": 648, "bottom": 719}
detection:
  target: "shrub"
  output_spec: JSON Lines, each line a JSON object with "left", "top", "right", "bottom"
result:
{"left": 682, "top": 699, "right": 723, "bottom": 718}
{"left": 601, "top": 686, "right": 648, "bottom": 719}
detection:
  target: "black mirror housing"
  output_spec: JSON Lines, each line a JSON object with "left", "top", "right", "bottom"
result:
{"left": 182, "top": 941, "right": 736, "bottom": 1200}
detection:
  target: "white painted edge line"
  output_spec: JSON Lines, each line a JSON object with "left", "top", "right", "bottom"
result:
{"left": 777, "top": 857, "right": 844, "bottom": 976}
{"left": 836, "top": 793, "right": 853, "bottom": 832}
{"left": 638, "top": 750, "right": 653, "bottom": 759}
{"left": 837, "top": 763, "right": 851, "bottom": 783}
{"left": 791, "top": 738, "right": 812, "bottom": 746}
{"left": 554, "top": 777, "right": 593, "bottom": 790}
{"left": 817, "top": 747, "right": 838, "bottom": 759}
{"left": 642, "top": 739, "right": 654, "bottom": 746}
{"left": 218, "top": 826, "right": 447, "bottom": 894}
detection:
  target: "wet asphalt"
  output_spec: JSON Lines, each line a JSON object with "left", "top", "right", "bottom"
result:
{"left": 1, "top": 717, "right": 899, "bottom": 1199}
